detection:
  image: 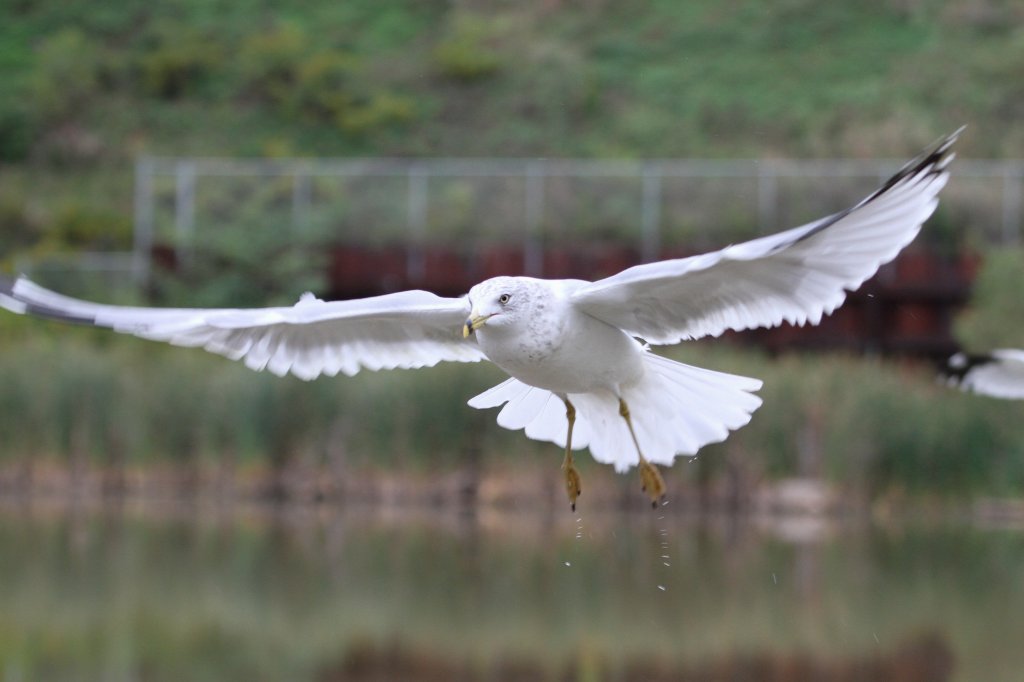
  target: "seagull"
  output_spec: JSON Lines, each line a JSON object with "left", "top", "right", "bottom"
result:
{"left": 0, "top": 129, "right": 961, "bottom": 509}
{"left": 943, "top": 350, "right": 1024, "bottom": 399}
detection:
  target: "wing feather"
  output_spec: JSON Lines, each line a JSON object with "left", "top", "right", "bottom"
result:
{"left": 944, "top": 350, "right": 1024, "bottom": 399}
{"left": 0, "top": 277, "right": 484, "bottom": 380}
{"left": 571, "top": 128, "right": 962, "bottom": 344}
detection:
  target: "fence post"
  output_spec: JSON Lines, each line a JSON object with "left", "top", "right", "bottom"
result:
{"left": 756, "top": 160, "right": 777, "bottom": 233}
{"left": 641, "top": 164, "right": 662, "bottom": 262}
{"left": 133, "top": 158, "right": 155, "bottom": 285}
{"left": 524, "top": 161, "right": 545, "bottom": 277}
{"left": 1002, "top": 161, "right": 1022, "bottom": 245}
{"left": 292, "top": 166, "right": 312, "bottom": 233}
{"left": 174, "top": 161, "right": 196, "bottom": 264}
{"left": 406, "top": 163, "right": 428, "bottom": 283}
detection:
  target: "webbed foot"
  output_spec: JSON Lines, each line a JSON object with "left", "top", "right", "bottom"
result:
{"left": 563, "top": 459, "right": 581, "bottom": 511}
{"left": 561, "top": 398, "right": 581, "bottom": 511}
{"left": 638, "top": 456, "right": 666, "bottom": 508}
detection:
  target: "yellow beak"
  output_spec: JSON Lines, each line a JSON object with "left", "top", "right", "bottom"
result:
{"left": 463, "top": 313, "right": 490, "bottom": 338}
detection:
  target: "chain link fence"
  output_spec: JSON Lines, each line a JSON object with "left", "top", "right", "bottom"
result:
{"left": 20, "top": 156, "right": 1024, "bottom": 296}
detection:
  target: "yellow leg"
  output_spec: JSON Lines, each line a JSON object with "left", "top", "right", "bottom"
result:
{"left": 619, "top": 398, "right": 666, "bottom": 508}
{"left": 562, "top": 399, "right": 581, "bottom": 511}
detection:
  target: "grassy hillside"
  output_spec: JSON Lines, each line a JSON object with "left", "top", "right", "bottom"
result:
{"left": 4, "top": 2, "right": 1024, "bottom": 496}
{"left": 1, "top": 0, "right": 1023, "bottom": 262}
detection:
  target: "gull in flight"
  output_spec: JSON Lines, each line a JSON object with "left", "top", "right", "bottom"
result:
{"left": 0, "top": 129, "right": 960, "bottom": 509}
{"left": 943, "top": 350, "right": 1024, "bottom": 399}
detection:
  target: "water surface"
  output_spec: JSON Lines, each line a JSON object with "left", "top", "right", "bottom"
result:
{"left": 0, "top": 502, "right": 1021, "bottom": 681}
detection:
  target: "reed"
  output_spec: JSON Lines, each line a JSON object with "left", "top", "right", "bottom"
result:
{"left": 1, "top": 327, "right": 1022, "bottom": 499}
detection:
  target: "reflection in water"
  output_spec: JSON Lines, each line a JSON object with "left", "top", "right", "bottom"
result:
{"left": 0, "top": 502, "right": 1020, "bottom": 681}
{"left": 322, "top": 632, "right": 951, "bottom": 682}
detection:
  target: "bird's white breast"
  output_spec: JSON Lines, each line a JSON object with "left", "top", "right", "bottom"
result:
{"left": 477, "top": 301, "right": 646, "bottom": 395}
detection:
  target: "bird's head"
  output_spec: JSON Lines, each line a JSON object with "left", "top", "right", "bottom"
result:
{"left": 464, "top": 277, "right": 530, "bottom": 337}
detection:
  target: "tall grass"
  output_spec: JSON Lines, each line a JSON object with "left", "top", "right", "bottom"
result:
{"left": 2, "top": 324, "right": 1023, "bottom": 499}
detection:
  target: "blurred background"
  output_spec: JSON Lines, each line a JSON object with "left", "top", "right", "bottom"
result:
{"left": 3, "top": 1, "right": 1024, "bottom": 680}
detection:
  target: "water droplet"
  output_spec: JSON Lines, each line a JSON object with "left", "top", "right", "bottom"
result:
{"left": 564, "top": 561, "right": 571, "bottom": 567}
{"left": 657, "top": 585, "right": 666, "bottom": 591}
{"left": 663, "top": 562, "right": 670, "bottom": 566}
{"left": 661, "top": 555, "right": 670, "bottom": 559}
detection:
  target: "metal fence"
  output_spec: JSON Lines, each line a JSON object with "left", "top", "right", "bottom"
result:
{"left": 22, "top": 156, "right": 1024, "bottom": 290}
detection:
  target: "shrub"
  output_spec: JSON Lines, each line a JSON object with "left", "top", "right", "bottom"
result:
{"left": 30, "top": 29, "right": 104, "bottom": 123}
{"left": 237, "top": 23, "right": 307, "bottom": 107}
{"left": 291, "top": 50, "right": 363, "bottom": 122}
{"left": 237, "top": 25, "right": 414, "bottom": 135}
{"left": 0, "top": 193, "right": 41, "bottom": 256}
{"left": 0, "top": 101, "right": 35, "bottom": 162}
{"left": 336, "top": 92, "right": 415, "bottom": 134}
{"left": 954, "top": 248, "right": 1024, "bottom": 350}
{"left": 45, "top": 202, "right": 133, "bottom": 251}
{"left": 433, "top": 16, "right": 503, "bottom": 82}
{"left": 151, "top": 221, "right": 327, "bottom": 308}
{"left": 137, "top": 24, "right": 223, "bottom": 100}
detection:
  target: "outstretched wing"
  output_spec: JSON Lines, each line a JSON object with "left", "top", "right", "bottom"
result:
{"left": 570, "top": 128, "right": 962, "bottom": 345}
{"left": 0, "top": 277, "right": 484, "bottom": 380}
{"left": 944, "top": 350, "right": 1024, "bottom": 399}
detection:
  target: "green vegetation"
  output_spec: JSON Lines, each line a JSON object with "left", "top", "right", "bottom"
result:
{"left": 2, "top": 250, "right": 1024, "bottom": 501}
{"left": 1, "top": 0, "right": 1022, "bottom": 262}
{"left": 3, "top": 2, "right": 1024, "bottom": 499}
{"left": 1, "top": 323, "right": 1022, "bottom": 500}
{"left": 955, "top": 247, "right": 1024, "bottom": 350}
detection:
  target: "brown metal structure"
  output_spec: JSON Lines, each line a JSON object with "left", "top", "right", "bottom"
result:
{"left": 325, "top": 244, "right": 978, "bottom": 360}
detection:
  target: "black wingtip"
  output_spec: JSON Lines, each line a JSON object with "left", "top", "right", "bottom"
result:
{"left": 941, "top": 351, "right": 995, "bottom": 384}
{"left": 865, "top": 126, "right": 964, "bottom": 202}
{"left": 0, "top": 275, "right": 98, "bottom": 326}
{"left": 19, "top": 302, "right": 97, "bottom": 326}
{"left": 783, "top": 127, "right": 964, "bottom": 250}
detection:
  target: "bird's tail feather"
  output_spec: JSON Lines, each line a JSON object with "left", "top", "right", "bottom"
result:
{"left": 467, "top": 352, "right": 763, "bottom": 472}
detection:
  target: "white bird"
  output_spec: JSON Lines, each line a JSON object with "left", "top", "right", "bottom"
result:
{"left": 944, "top": 350, "right": 1024, "bottom": 399}
{"left": 0, "top": 129, "right": 961, "bottom": 509}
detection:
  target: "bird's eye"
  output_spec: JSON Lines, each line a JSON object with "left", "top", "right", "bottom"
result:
{"left": 498, "top": 293, "right": 511, "bottom": 305}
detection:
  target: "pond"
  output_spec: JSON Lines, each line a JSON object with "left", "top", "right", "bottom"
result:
{"left": 0, "top": 501, "right": 1021, "bottom": 681}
